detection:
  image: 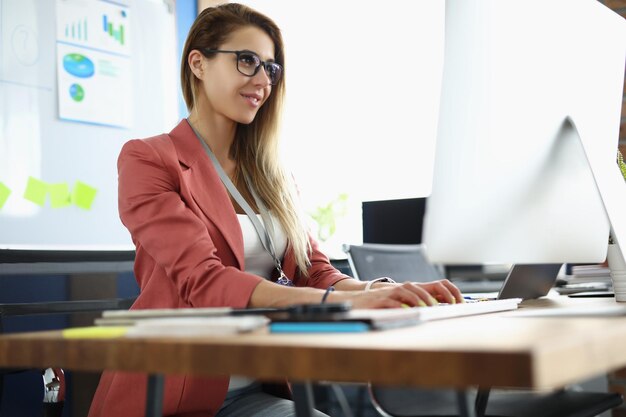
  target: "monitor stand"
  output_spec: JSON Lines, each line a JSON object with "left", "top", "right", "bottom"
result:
{"left": 566, "top": 116, "right": 626, "bottom": 269}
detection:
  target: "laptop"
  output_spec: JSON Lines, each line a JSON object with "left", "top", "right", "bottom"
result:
{"left": 496, "top": 264, "right": 562, "bottom": 300}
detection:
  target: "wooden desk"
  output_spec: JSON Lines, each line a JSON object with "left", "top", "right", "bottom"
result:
{"left": 1, "top": 297, "right": 626, "bottom": 416}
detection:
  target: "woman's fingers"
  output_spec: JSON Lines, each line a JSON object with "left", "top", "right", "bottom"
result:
{"left": 419, "top": 280, "right": 464, "bottom": 304}
{"left": 345, "top": 279, "right": 464, "bottom": 309}
{"left": 347, "top": 286, "right": 430, "bottom": 308}
{"left": 440, "top": 279, "right": 464, "bottom": 303}
{"left": 368, "top": 282, "right": 446, "bottom": 307}
{"left": 393, "top": 283, "right": 438, "bottom": 306}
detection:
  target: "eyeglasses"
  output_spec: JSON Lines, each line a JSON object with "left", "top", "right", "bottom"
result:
{"left": 202, "top": 49, "right": 283, "bottom": 85}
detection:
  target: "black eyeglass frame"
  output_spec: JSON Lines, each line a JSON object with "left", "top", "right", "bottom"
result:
{"left": 201, "top": 48, "right": 283, "bottom": 85}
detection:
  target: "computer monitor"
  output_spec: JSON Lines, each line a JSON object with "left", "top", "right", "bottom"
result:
{"left": 362, "top": 198, "right": 426, "bottom": 244}
{"left": 423, "top": 0, "right": 626, "bottom": 266}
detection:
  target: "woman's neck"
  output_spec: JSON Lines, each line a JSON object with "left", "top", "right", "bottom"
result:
{"left": 188, "top": 107, "right": 237, "bottom": 167}
{"left": 188, "top": 101, "right": 252, "bottom": 209}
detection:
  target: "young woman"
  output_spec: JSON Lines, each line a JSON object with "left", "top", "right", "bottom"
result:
{"left": 88, "top": 4, "right": 463, "bottom": 416}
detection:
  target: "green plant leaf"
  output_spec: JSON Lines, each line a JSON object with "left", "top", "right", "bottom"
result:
{"left": 308, "top": 193, "right": 350, "bottom": 242}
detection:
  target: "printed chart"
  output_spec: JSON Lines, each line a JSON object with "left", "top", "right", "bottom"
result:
{"left": 56, "top": 0, "right": 132, "bottom": 128}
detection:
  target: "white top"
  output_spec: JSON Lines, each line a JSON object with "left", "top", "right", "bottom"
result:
{"left": 237, "top": 213, "right": 288, "bottom": 278}
{"left": 228, "top": 213, "right": 288, "bottom": 392}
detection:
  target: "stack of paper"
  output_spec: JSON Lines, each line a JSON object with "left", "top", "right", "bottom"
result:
{"left": 95, "top": 307, "right": 270, "bottom": 337}
{"left": 125, "top": 316, "right": 269, "bottom": 337}
{"left": 569, "top": 264, "right": 612, "bottom": 282}
{"left": 556, "top": 264, "right": 613, "bottom": 294}
{"left": 96, "top": 307, "right": 237, "bottom": 326}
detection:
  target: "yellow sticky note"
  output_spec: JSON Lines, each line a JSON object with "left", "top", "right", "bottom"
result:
{"left": 48, "top": 183, "right": 71, "bottom": 208}
{"left": 71, "top": 181, "right": 97, "bottom": 210}
{"left": 0, "top": 182, "right": 11, "bottom": 209}
{"left": 23, "top": 177, "right": 48, "bottom": 206}
{"left": 62, "top": 326, "right": 128, "bottom": 339}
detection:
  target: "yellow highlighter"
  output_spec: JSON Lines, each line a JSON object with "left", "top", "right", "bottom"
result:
{"left": 62, "top": 326, "right": 128, "bottom": 339}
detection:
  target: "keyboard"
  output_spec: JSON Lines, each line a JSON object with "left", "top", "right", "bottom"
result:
{"left": 411, "top": 298, "right": 522, "bottom": 322}
{"left": 346, "top": 298, "right": 522, "bottom": 330}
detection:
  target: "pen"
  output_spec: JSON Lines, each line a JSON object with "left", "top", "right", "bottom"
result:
{"left": 464, "top": 296, "right": 490, "bottom": 302}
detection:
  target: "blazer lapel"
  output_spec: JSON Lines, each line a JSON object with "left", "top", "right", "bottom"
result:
{"left": 168, "top": 120, "right": 245, "bottom": 269}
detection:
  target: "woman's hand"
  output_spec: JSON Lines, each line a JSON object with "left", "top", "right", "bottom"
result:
{"left": 330, "top": 280, "right": 463, "bottom": 309}
{"left": 414, "top": 279, "right": 464, "bottom": 304}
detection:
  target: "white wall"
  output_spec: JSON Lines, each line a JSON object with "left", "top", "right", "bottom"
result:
{"left": 240, "top": 1, "right": 445, "bottom": 250}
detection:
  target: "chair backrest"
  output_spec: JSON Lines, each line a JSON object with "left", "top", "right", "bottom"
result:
{"left": 343, "top": 243, "right": 443, "bottom": 282}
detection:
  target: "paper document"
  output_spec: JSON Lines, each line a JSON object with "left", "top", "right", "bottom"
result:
{"left": 99, "top": 307, "right": 236, "bottom": 325}
{"left": 125, "top": 316, "right": 269, "bottom": 337}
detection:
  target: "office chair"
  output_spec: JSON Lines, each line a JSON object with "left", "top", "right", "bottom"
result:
{"left": 343, "top": 243, "right": 623, "bottom": 417}
{"left": 0, "top": 297, "right": 136, "bottom": 417}
{"left": 343, "top": 243, "right": 443, "bottom": 283}
{"left": 369, "top": 386, "right": 623, "bottom": 417}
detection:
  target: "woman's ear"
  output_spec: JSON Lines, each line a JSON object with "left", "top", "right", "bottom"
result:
{"left": 188, "top": 50, "right": 204, "bottom": 79}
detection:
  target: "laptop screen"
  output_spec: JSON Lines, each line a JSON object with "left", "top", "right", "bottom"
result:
{"left": 497, "top": 264, "right": 562, "bottom": 300}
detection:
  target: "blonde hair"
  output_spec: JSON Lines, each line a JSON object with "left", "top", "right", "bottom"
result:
{"left": 181, "top": 3, "right": 312, "bottom": 274}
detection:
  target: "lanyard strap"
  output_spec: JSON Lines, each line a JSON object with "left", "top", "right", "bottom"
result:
{"left": 190, "top": 122, "right": 293, "bottom": 285}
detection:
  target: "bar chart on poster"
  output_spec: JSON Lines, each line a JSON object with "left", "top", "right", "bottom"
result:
{"left": 0, "top": 0, "right": 178, "bottom": 253}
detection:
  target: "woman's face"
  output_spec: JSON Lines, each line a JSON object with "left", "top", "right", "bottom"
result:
{"left": 199, "top": 26, "right": 276, "bottom": 125}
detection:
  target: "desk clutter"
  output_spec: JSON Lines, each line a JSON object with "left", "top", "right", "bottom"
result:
{"left": 555, "top": 264, "right": 613, "bottom": 295}
{"left": 82, "top": 299, "right": 522, "bottom": 338}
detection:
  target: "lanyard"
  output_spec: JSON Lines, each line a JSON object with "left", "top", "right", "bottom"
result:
{"left": 190, "top": 122, "right": 293, "bottom": 286}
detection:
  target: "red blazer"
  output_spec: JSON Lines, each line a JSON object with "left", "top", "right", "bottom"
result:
{"left": 88, "top": 119, "right": 350, "bottom": 417}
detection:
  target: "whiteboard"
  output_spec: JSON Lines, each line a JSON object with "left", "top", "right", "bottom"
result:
{"left": 0, "top": 0, "right": 178, "bottom": 251}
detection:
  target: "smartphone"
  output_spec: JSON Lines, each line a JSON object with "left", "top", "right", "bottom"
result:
{"left": 269, "top": 302, "right": 352, "bottom": 322}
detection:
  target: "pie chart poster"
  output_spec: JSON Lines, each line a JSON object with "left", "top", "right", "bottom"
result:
{"left": 56, "top": 0, "right": 132, "bottom": 128}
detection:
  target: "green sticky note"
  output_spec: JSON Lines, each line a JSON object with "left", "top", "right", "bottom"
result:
{"left": 72, "top": 181, "right": 97, "bottom": 210}
{"left": 0, "top": 182, "right": 11, "bottom": 209}
{"left": 48, "top": 183, "right": 71, "bottom": 208}
{"left": 23, "top": 177, "right": 48, "bottom": 206}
